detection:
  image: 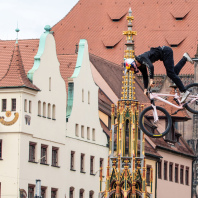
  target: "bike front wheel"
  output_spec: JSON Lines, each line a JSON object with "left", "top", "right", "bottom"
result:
{"left": 139, "top": 106, "right": 172, "bottom": 138}
{"left": 185, "top": 83, "right": 198, "bottom": 114}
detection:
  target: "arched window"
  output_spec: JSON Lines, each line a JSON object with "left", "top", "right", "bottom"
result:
{"left": 79, "top": 188, "right": 84, "bottom": 198}
{"left": 69, "top": 187, "right": 75, "bottom": 198}
{"left": 89, "top": 190, "right": 94, "bottom": 198}
{"left": 43, "top": 102, "right": 46, "bottom": 117}
{"left": 52, "top": 104, "right": 56, "bottom": 120}
{"left": 38, "top": 101, "right": 41, "bottom": 116}
{"left": 48, "top": 103, "right": 51, "bottom": 118}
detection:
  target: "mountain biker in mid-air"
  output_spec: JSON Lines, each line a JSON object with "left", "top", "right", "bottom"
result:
{"left": 124, "top": 46, "right": 194, "bottom": 103}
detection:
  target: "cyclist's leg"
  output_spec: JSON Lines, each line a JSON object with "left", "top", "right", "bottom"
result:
{"left": 162, "top": 47, "right": 186, "bottom": 92}
{"left": 174, "top": 57, "right": 187, "bottom": 75}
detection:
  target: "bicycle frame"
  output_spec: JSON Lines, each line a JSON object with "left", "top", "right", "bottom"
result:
{"left": 149, "top": 89, "right": 198, "bottom": 123}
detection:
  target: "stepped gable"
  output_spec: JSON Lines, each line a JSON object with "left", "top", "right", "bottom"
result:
{"left": 0, "top": 43, "right": 39, "bottom": 91}
{"left": 52, "top": 0, "right": 197, "bottom": 75}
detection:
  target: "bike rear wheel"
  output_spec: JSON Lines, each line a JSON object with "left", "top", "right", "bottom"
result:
{"left": 139, "top": 106, "right": 172, "bottom": 138}
{"left": 185, "top": 83, "right": 198, "bottom": 114}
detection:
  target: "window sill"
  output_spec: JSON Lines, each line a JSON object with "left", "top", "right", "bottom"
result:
{"left": 51, "top": 165, "right": 60, "bottom": 168}
{"left": 37, "top": 115, "right": 41, "bottom": 117}
{"left": 52, "top": 118, "right": 56, "bottom": 121}
{"left": 0, "top": 158, "right": 3, "bottom": 160}
{"left": 80, "top": 171, "right": 86, "bottom": 174}
{"left": 28, "top": 160, "right": 38, "bottom": 164}
{"left": 43, "top": 116, "right": 46, "bottom": 118}
{"left": 47, "top": 117, "right": 51, "bottom": 119}
{"left": 40, "top": 163, "right": 49, "bottom": 166}
{"left": 90, "top": 173, "right": 95, "bottom": 176}
{"left": 70, "top": 169, "right": 76, "bottom": 171}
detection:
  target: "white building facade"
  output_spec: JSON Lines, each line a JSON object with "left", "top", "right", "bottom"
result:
{"left": 0, "top": 27, "right": 108, "bottom": 198}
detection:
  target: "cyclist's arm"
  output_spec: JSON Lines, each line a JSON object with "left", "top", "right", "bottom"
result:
{"left": 139, "top": 66, "right": 148, "bottom": 89}
{"left": 142, "top": 59, "right": 154, "bottom": 79}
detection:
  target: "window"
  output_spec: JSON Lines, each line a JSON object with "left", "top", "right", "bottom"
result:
{"left": 180, "top": 165, "right": 184, "bottom": 184}
{"left": 70, "top": 187, "right": 74, "bottom": 198}
{"left": 87, "top": 127, "right": 90, "bottom": 140}
{"left": 0, "top": 140, "right": 2, "bottom": 159}
{"left": 49, "top": 77, "right": 51, "bottom": 91}
{"left": 164, "top": 161, "right": 167, "bottom": 180}
{"left": 75, "top": 124, "right": 79, "bottom": 137}
{"left": 89, "top": 190, "right": 94, "bottom": 198}
{"left": 70, "top": 151, "right": 75, "bottom": 170}
{"left": 24, "top": 99, "right": 27, "bottom": 112}
{"left": 146, "top": 165, "right": 151, "bottom": 186}
{"left": 175, "top": 164, "right": 179, "bottom": 183}
{"left": 90, "top": 156, "right": 94, "bottom": 175}
{"left": 169, "top": 163, "right": 173, "bottom": 181}
{"left": 52, "top": 147, "right": 58, "bottom": 166}
{"left": 11, "top": 98, "right": 16, "bottom": 111}
{"left": 48, "top": 103, "right": 51, "bottom": 118}
{"left": 41, "top": 186, "right": 47, "bottom": 198}
{"left": 41, "top": 145, "right": 47, "bottom": 164}
{"left": 79, "top": 189, "right": 84, "bottom": 198}
{"left": 29, "top": 101, "right": 32, "bottom": 113}
{"left": 82, "top": 89, "right": 84, "bottom": 102}
{"left": 158, "top": 161, "right": 162, "bottom": 179}
{"left": 51, "top": 188, "right": 57, "bottom": 198}
{"left": 38, "top": 101, "right": 41, "bottom": 116}
{"left": 81, "top": 125, "right": 84, "bottom": 138}
{"left": 185, "top": 167, "right": 189, "bottom": 185}
{"left": 29, "top": 142, "right": 36, "bottom": 162}
{"left": 2, "top": 99, "right": 6, "bottom": 112}
{"left": 28, "top": 184, "right": 35, "bottom": 198}
{"left": 88, "top": 91, "right": 90, "bottom": 104}
{"left": 92, "top": 128, "right": 95, "bottom": 141}
{"left": 80, "top": 153, "right": 85, "bottom": 173}
{"left": 43, "top": 102, "right": 46, "bottom": 117}
{"left": 52, "top": 104, "right": 56, "bottom": 120}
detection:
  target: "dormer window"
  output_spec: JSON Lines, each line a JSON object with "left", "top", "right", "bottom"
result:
{"left": 2, "top": 99, "right": 6, "bottom": 112}
{"left": 11, "top": 99, "right": 16, "bottom": 111}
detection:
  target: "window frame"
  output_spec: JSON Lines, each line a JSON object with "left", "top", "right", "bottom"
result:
{"left": 169, "top": 162, "right": 173, "bottom": 182}
{"left": 80, "top": 153, "right": 85, "bottom": 173}
{"left": 90, "top": 156, "right": 95, "bottom": 175}
{"left": 146, "top": 165, "right": 151, "bottom": 186}
{"left": 158, "top": 160, "right": 162, "bottom": 179}
{"left": 175, "top": 164, "right": 179, "bottom": 183}
{"left": 11, "top": 98, "right": 16, "bottom": 111}
{"left": 28, "top": 184, "right": 35, "bottom": 198}
{"left": 52, "top": 147, "right": 59, "bottom": 167}
{"left": 180, "top": 165, "right": 184, "bottom": 184}
{"left": 40, "top": 144, "right": 48, "bottom": 165}
{"left": 164, "top": 161, "right": 168, "bottom": 180}
{"left": 29, "top": 142, "right": 36, "bottom": 162}
{"left": 185, "top": 167, "right": 189, "bottom": 185}
{"left": 2, "top": 99, "right": 6, "bottom": 112}
{"left": 70, "top": 151, "right": 75, "bottom": 171}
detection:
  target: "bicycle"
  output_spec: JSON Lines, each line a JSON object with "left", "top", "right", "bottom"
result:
{"left": 139, "top": 83, "right": 198, "bottom": 138}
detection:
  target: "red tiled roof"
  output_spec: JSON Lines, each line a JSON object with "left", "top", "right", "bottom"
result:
{"left": 51, "top": 0, "right": 197, "bottom": 76}
{"left": 0, "top": 43, "right": 39, "bottom": 90}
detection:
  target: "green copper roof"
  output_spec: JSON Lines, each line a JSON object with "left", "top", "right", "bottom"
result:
{"left": 66, "top": 39, "right": 87, "bottom": 120}
{"left": 66, "top": 82, "right": 74, "bottom": 120}
{"left": 27, "top": 25, "right": 51, "bottom": 82}
{"left": 71, "top": 39, "right": 86, "bottom": 78}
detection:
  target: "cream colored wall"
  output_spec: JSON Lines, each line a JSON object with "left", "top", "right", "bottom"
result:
{"left": 157, "top": 150, "right": 192, "bottom": 198}
{"left": 99, "top": 110, "right": 109, "bottom": 127}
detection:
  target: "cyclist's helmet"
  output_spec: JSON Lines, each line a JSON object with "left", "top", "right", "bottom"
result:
{"left": 124, "top": 58, "right": 139, "bottom": 75}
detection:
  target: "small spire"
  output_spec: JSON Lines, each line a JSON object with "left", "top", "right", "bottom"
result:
{"left": 15, "top": 24, "right": 20, "bottom": 44}
{"left": 44, "top": 25, "right": 51, "bottom": 32}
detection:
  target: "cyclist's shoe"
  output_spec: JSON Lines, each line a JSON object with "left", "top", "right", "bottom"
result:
{"left": 180, "top": 90, "right": 190, "bottom": 103}
{"left": 183, "top": 53, "right": 194, "bottom": 64}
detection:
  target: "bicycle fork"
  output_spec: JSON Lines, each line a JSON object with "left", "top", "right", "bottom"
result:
{"left": 152, "top": 104, "right": 159, "bottom": 123}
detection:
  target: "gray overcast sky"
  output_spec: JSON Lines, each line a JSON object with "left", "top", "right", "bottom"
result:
{"left": 0, "top": 0, "right": 79, "bottom": 40}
